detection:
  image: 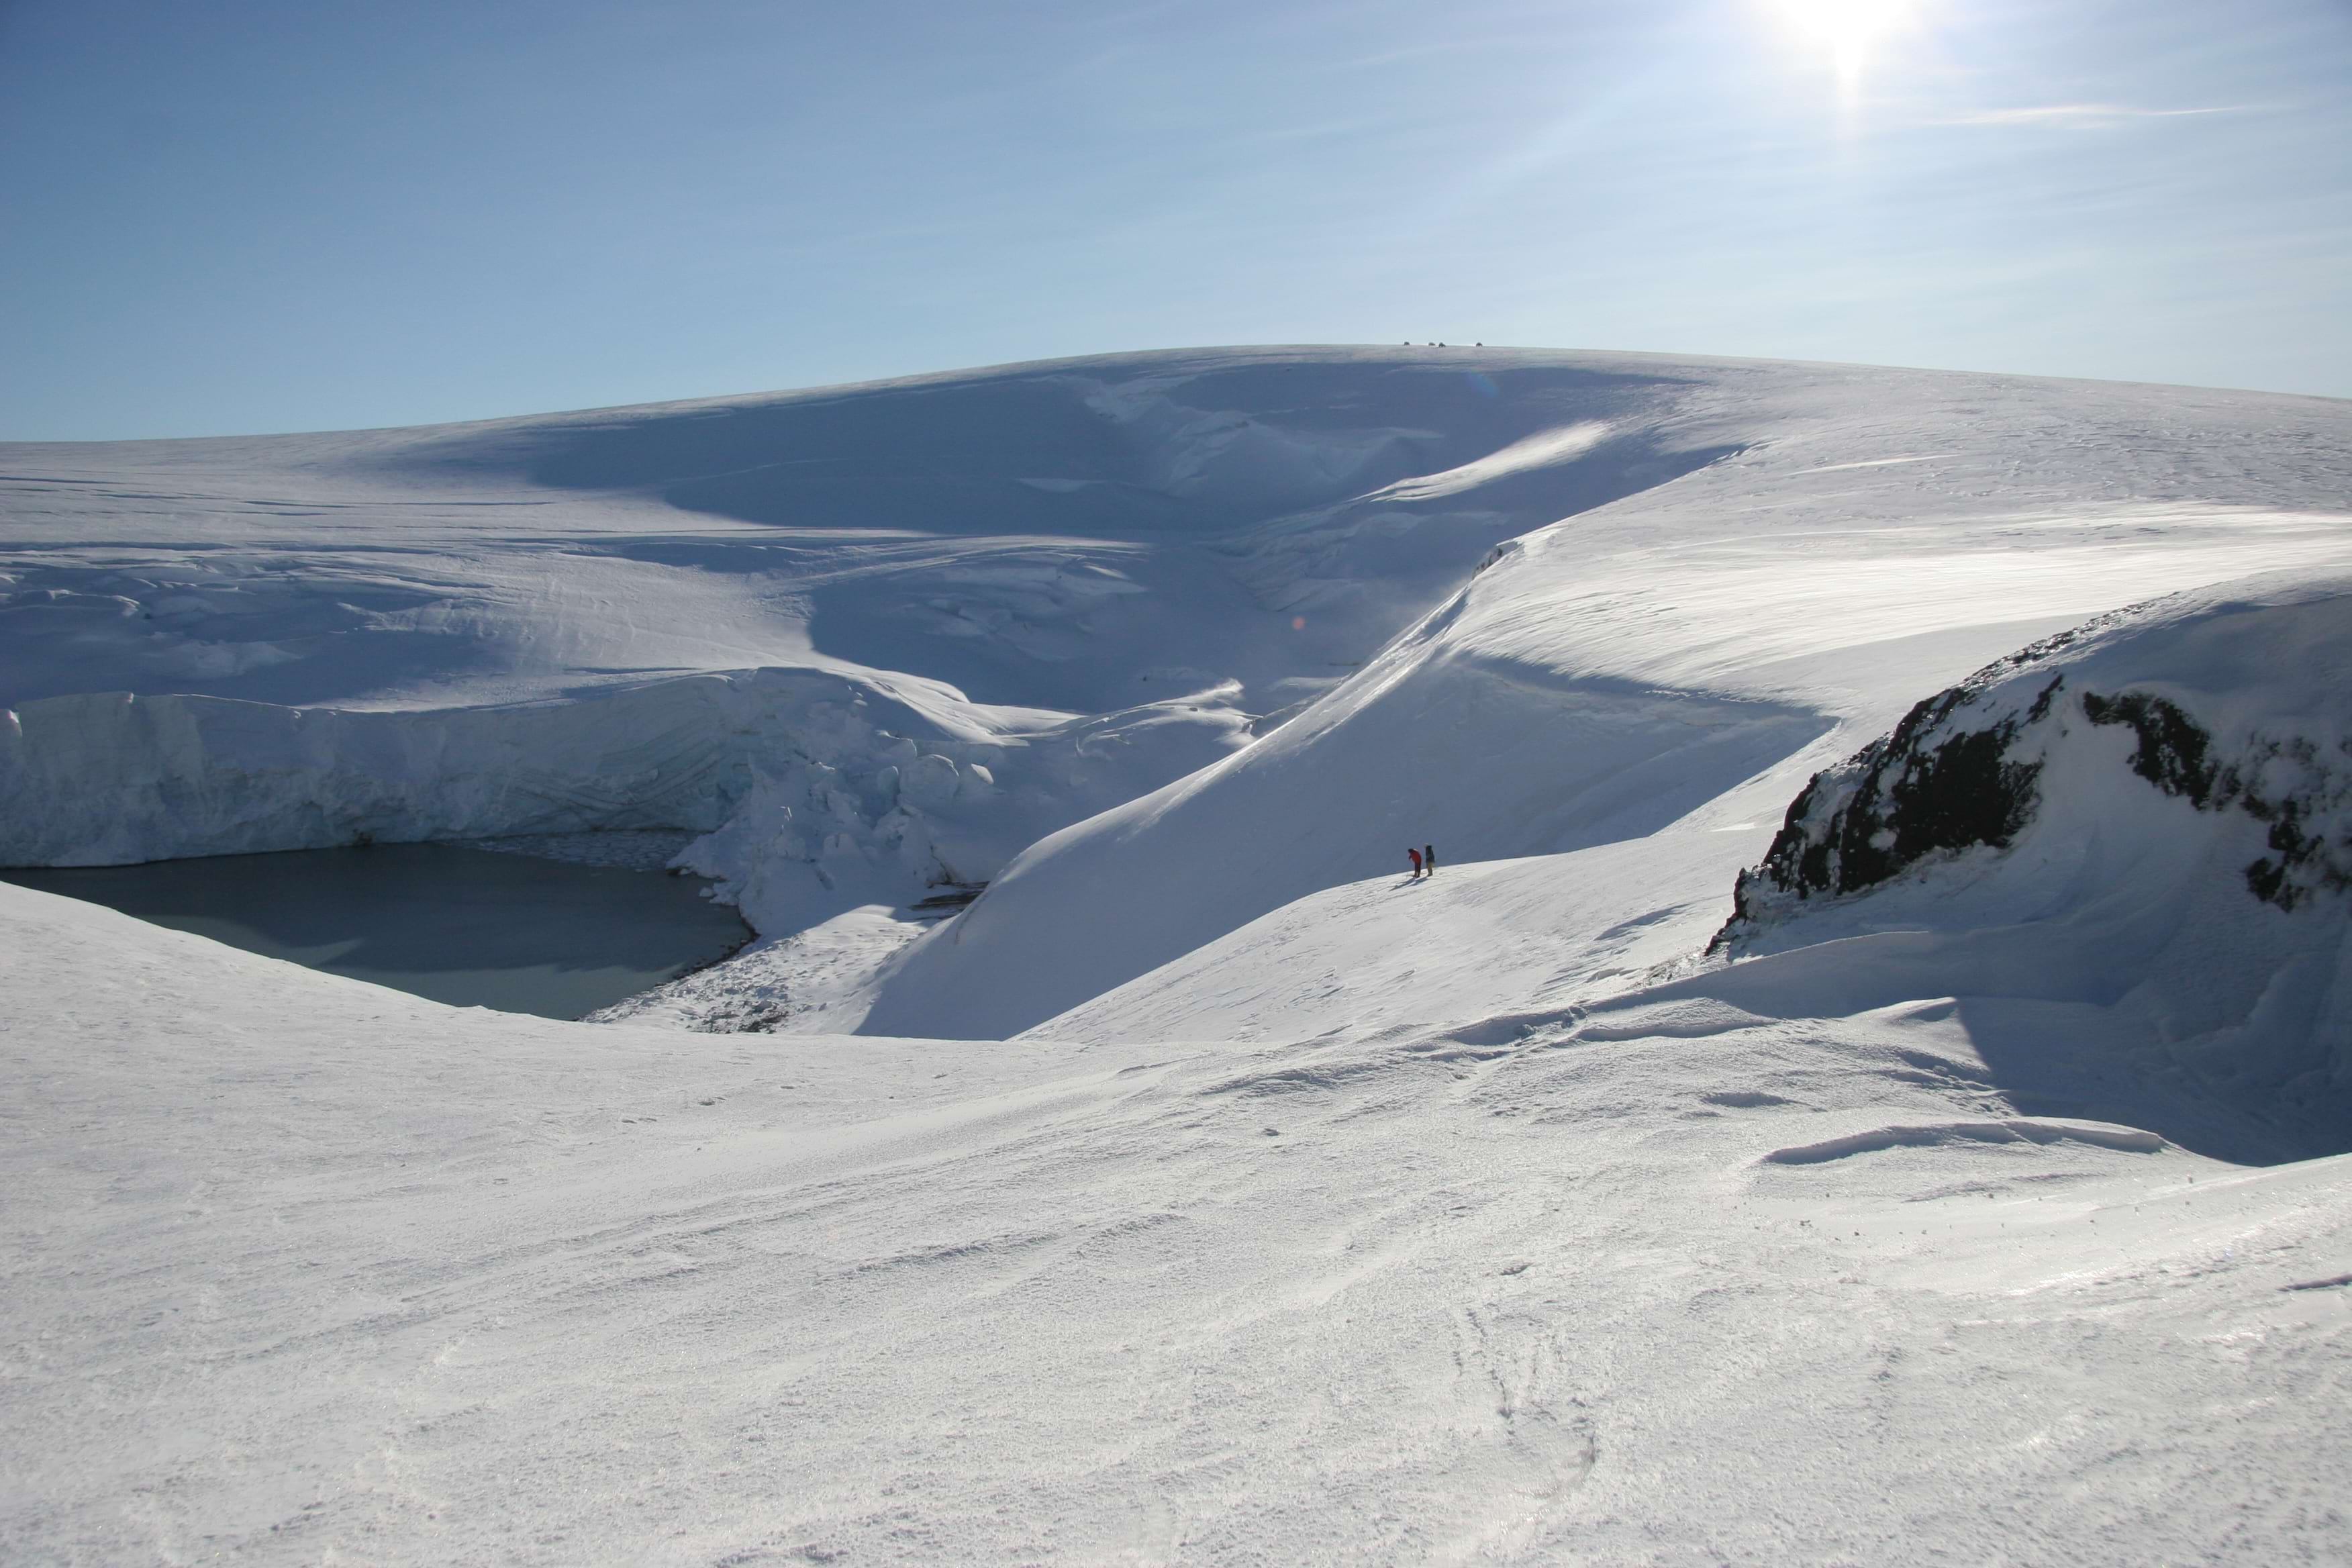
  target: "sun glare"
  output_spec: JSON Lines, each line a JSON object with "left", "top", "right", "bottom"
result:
{"left": 1776, "top": 0, "right": 1909, "bottom": 84}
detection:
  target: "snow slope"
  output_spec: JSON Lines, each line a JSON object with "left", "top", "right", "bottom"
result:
{"left": 11, "top": 350, "right": 2350, "bottom": 1025}
{"left": 11, "top": 873, "right": 2352, "bottom": 1565}
{"left": 864, "top": 361, "right": 2352, "bottom": 1038}
{"left": 9, "top": 348, "right": 2352, "bottom": 1561}
{"left": 1031, "top": 571, "right": 2352, "bottom": 1159}
{"left": 0, "top": 346, "right": 1759, "bottom": 959}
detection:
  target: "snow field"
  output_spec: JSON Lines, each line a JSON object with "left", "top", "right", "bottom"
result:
{"left": 8, "top": 347, "right": 2352, "bottom": 1561}
{"left": 17, "top": 350, "right": 2352, "bottom": 1022}
{"left": 9, "top": 879, "right": 2352, "bottom": 1563}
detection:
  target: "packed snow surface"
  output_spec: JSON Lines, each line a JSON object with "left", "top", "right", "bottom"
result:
{"left": 7, "top": 346, "right": 2352, "bottom": 1561}
{"left": 10, "top": 871, "right": 2352, "bottom": 1563}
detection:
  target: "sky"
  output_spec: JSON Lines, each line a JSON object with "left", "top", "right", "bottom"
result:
{"left": 2, "top": 0, "right": 2349, "bottom": 440}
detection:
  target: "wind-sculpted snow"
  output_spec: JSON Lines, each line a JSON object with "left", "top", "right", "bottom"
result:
{"left": 1759, "top": 1118, "right": 2169, "bottom": 1165}
{"left": 867, "top": 621, "right": 1834, "bottom": 1039}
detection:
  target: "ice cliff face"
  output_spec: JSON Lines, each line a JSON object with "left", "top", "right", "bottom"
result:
{"left": 0, "top": 671, "right": 1245, "bottom": 938}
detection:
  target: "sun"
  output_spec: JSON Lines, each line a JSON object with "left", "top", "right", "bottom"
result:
{"left": 1775, "top": 0, "right": 1910, "bottom": 83}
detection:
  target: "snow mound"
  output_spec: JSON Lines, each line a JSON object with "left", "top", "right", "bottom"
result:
{"left": 1713, "top": 573, "right": 2352, "bottom": 1156}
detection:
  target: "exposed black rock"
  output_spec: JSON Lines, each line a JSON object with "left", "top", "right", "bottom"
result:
{"left": 2079, "top": 691, "right": 2224, "bottom": 806}
{"left": 1715, "top": 609, "right": 2352, "bottom": 950}
{"left": 2235, "top": 740, "right": 2352, "bottom": 912}
{"left": 1710, "top": 661, "right": 2066, "bottom": 952}
{"left": 2071, "top": 694, "right": 2352, "bottom": 912}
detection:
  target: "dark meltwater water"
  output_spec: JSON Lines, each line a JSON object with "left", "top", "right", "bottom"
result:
{"left": 1, "top": 842, "right": 752, "bottom": 1020}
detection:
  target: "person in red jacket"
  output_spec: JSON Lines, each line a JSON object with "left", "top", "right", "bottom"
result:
{"left": 1408, "top": 846, "right": 1423, "bottom": 879}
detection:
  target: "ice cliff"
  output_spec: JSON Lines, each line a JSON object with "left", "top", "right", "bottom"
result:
{"left": 0, "top": 671, "right": 1245, "bottom": 936}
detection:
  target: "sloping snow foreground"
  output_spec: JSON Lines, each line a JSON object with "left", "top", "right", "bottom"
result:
{"left": 9, "top": 348, "right": 2352, "bottom": 1559}
{"left": 11, "top": 869, "right": 2352, "bottom": 1564}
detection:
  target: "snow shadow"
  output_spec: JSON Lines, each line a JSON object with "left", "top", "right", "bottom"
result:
{"left": 0, "top": 555, "right": 507, "bottom": 708}
{"left": 1579, "top": 939, "right": 2352, "bottom": 1165}
{"left": 532, "top": 356, "right": 1740, "bottom": 716}
{"left": 513, "top": 356, "right": 1696, "bottom": 533}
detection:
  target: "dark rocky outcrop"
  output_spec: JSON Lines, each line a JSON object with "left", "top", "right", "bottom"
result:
{"left": 1714, "top": 607, "right": 2352, "bottom": 950}
{"left": 1708, "top": 623, "right": 2089, "bottom": 952}
{"left": 2078, "top": 691, "right": 2224, "bottom": 806}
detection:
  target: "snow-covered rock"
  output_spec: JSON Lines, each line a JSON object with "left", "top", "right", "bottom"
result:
{"left": 1706, "top": 573, "right": 2352, "bottom": 1157}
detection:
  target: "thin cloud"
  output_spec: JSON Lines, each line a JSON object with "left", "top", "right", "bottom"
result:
{"left": 1937, "top": 103, "right": 2256, "bottom": 130}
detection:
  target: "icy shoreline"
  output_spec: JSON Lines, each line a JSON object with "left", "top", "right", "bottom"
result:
{"left": 0, "top": 665, "right": 1245, "bottom": 957}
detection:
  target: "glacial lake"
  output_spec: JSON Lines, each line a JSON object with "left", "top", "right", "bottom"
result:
{"left": 1, "top": 841, "right": 752, "bottom": 1020}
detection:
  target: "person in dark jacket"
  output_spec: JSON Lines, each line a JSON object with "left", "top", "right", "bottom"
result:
{"left": 1424, "top": 843, "right": 1437, "bottom": 875}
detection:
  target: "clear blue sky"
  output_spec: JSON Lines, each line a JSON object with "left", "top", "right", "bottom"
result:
{"left": 4, "top": 0, "right": 2348, "bottom": 439}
